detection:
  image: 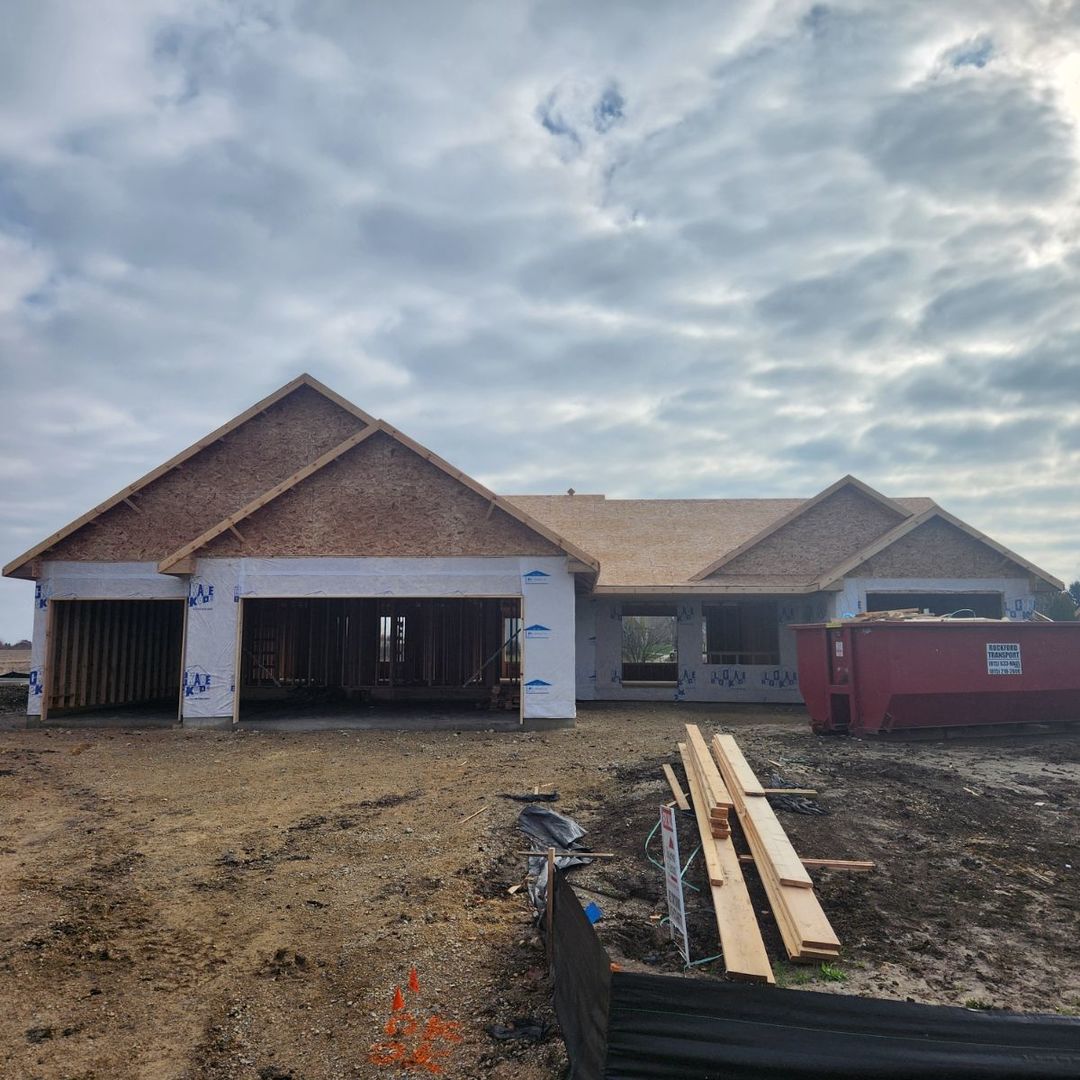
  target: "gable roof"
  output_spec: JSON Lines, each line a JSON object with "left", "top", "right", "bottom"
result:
{"left": 689, "top": 475, "right": 912, "bottom": 581}
{"left": 817, "top": 505, "right": 1064, "bottom": 591}
{"left": 158, "top": 420, "right": 600, "bottom": 574}
{"left": 3, "top": 374, "right": 376, "bottom": 579}
{"left": 507, "top": 492, "right": 939, "bottom": 591}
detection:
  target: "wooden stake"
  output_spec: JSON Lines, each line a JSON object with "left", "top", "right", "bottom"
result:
{"left": 546, "top": 847, "right": 555, "bottom": 967}
{"left": 458, "top": 804, "right": 490, "bottom": 824}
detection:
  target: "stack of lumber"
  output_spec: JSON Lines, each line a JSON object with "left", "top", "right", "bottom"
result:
{"left": 676, "top": 738, "right": 774, "bottom": 984}
{"left": 708, "top": 730, "right": 841, "bottom": 963}
{"left": 684, "top": 724, "right": 732, "bottom": 839}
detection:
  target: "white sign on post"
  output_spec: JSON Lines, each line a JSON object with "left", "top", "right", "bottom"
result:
{"left": 659, "top": 803, "right": 691, "bottom": 966}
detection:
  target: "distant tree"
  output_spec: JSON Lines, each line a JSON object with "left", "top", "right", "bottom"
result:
{"left": 621, "top": 616, "right": 676, "bottom": 662}
{"left": 1036, "top": 590, "right": 1079, "bottom": 622}
{"left": 1069, "top": 581, "right": 1080, "bottom": 608}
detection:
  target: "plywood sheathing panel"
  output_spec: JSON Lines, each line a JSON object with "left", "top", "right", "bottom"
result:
{"left": 713, "top": 487, "right": 906, "bottom": 579}
{"left": 199, "top": 431, "right": 564, "bottom": 560}
{"left": 849, "top": 516, "right": 1021, "bottom": 579}
{"left": 506, "top": 493, "right": 934, "bottom": 588}
{"left": 45, "top": 386, "right": 366, "bottom": 564}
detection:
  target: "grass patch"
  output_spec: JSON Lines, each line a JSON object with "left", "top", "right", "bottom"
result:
{"left": 818, "top": 962, "right": 847, "bottom": 983}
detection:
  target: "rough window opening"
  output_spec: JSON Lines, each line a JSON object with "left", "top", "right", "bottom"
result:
{"left": 702, "top": 601, "right": 780, "bottom": 666}
{"left": 866, "top": 592, "right": 1003, "bottom": 619}
{"left": 621, "top": 604, "right": 677, "bottom": 685}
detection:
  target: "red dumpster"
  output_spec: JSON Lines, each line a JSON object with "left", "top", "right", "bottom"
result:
{"left": 792, "top": 619, "right": 1080, "bottom": 736}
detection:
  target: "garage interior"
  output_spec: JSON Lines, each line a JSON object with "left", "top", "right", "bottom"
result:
{"left": 865, "top": 591, "right": 1004, "bottom": 618}
{"left": 237, "top": 597, "right": 523, "bottom": 720}
{"left": 44, "top": 599, "right": 184, "bottom": 719}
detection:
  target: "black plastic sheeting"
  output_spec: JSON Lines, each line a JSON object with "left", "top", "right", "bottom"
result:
{"left": 552, "top": 871, "right": 610, "bottom": 1080}
{"left": 550, "top": 873, "right": 1080, "bottom": 1080}
{"left": 519, "top": 805, "right": 595, "bottom": 915}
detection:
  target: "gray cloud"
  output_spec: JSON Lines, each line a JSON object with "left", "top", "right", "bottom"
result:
{"left": 2, "top": 0, "right": 1080, "bottom": 638}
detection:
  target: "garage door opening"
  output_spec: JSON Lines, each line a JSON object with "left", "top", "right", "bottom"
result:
{"left": 44, "top": 599, "right": 184, "bottom": 721}
{"left": 866, "top": 592, "right": 1004, "bottom": 619}
{"left": 237, "top": 597, "right": 522, "bottom": 722}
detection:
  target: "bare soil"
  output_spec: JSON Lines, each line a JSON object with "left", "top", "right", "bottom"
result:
{"left": 1, "top": 701, "right": 1077, "bottom": 1080}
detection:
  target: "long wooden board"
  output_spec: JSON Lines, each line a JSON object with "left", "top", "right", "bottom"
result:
{"left": 677, "top": 743, "right": 774, "bottom": 984}
{"left": 662, "top": 764, "right": 690, "bottom": 811}
{"left": 712, "top": 735, "right": 812, "bottom": 889}
{"left": 711, "top": 735, "right": 840, "bottom": 961}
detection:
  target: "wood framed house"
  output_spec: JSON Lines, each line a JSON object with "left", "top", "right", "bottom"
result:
{"left": 4, "top": 376, "right": 1062, "bottom": 726}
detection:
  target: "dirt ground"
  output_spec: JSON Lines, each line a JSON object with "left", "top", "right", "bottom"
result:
{"left": 2, "top": 701, "right": 1078, "bottom": 1080}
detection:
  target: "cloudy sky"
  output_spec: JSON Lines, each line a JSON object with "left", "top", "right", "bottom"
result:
{"left": 2, "top": 0, "right": 1079, "bottom": 637}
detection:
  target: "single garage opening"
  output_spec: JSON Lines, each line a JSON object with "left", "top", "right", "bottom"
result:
{"left": 866, "top": 592, "right": 1003, "bottom": 619}
{"left": 45, "top": 599, "right": 184, "bottom": 720}
{"left": 237, "top": 597, "right": 522, "bottom": 721}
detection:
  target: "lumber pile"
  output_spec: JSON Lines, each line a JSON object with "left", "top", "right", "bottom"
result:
{"left": 677, "top": 740, "right": 773, "bottom": 983}
{"left": 666, "top": 725, "right": 849, "bottom": 970}
{"left": 709, "top": 731, "right": 840, "bottom": 962}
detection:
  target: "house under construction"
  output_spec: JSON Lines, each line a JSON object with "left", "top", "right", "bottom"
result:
{"left": 4, "top": 375, "right": 1063, "bottom": 727}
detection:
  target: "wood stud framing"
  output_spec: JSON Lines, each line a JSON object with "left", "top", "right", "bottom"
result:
{"left": 46, "top": 600, "right": 184, "bottom": 715}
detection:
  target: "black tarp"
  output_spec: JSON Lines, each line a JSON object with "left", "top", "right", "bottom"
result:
{"left": 551, "top": 872, "right": 1080, "bottom": 1080}
{"left": 553, "top": 871, "right": 611, "bottom": 1080}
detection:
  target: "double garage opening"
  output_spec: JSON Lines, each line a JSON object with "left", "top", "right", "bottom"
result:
{"left": 236, "top": 597, "right": 523, "bottom": 721}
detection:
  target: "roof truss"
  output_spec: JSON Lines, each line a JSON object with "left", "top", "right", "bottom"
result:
{"left": 689, "top": 475, "right": 913, "bottom": 582}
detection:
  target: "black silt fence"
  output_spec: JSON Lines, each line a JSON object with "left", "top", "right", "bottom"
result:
{"left": 550, "top": 872, "right": 1080, "bottom": 1080}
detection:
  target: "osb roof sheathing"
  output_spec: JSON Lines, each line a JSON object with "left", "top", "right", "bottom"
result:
{"left": 506, "top": 493, "right": 937, "bottom": 590}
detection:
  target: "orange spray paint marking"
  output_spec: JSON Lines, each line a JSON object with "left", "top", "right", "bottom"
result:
{"left": 369, "top": 969, "right": 461, "bottom": 1074}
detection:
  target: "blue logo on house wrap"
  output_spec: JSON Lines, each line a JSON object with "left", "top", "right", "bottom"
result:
{"left": 34, "top": 584, "right": 49, "bottom": 610}
{"left": 710, "top": 668, "right": 746, "bottom": 688}
{"left": 522, "top": 569, "right": 551, "bottom": 585}
{"left": 524, "top": 678, "right": 552, "bottom": 694}
{"left": 29, "top": 670, "right": 43, "bottom": 697}
{"left": 184, "top": 669, "right": 212, "bottom": 696}
{"left": 524, "top": 624, "right": 551, "bottom": 639}
{"left": 761, "top": 668, "right": 798, "bottom": 689}
{"left": 188, "top": 582, "right": 214, "bottom": 609}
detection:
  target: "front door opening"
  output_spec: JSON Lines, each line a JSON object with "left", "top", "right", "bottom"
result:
{"left": 620, "top": 604, "right": 677, "bottom": 686}
{"left": 238, "top": 597, "right": 522, "bottom": 719}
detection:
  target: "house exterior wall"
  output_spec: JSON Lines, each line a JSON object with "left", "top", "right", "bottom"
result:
{"left": 580, "top": 594, "right": 826, "bottom": 705}
{"left": 575, "top": 576, "right": 1042, "bottom": 705}
{"left": 27, "top": 556, "right": 577, "bottom": 724}
{"left": 180, "top": 554, "right": 576, "bottom": 725}
{"left": 831, "top": 577, "right": 1039, "bottom": 621}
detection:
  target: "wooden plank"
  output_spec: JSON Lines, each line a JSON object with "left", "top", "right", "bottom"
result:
{"left": 713, "top": 734, "right": 765, "bottom": 796}
{"left": 677, "top": 744, "right": 725, "bottom": 888}
{"left": 711, "top": 736, "right": 840, "bottom": 960}
{"left": 685, "top": 724, "right": 733, "bottom": 808}
{"left": 712, "top": 735, "right": 810, "bottom": 888}
{"left": 678, "top": 743, "right": 774, "bottom": 984}
{"left": 662, "top": 764, "right": 690, "bottom": 811}
{"left": 738, "top": 856, "right": 875, "bottom": 872}
{"left": 760, "top": 788, "right": 819, "bottom": 797}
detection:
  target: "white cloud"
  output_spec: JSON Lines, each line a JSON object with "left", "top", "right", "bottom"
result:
{"left": 2, "top": 0, "right": 1079, "bottom": 637}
